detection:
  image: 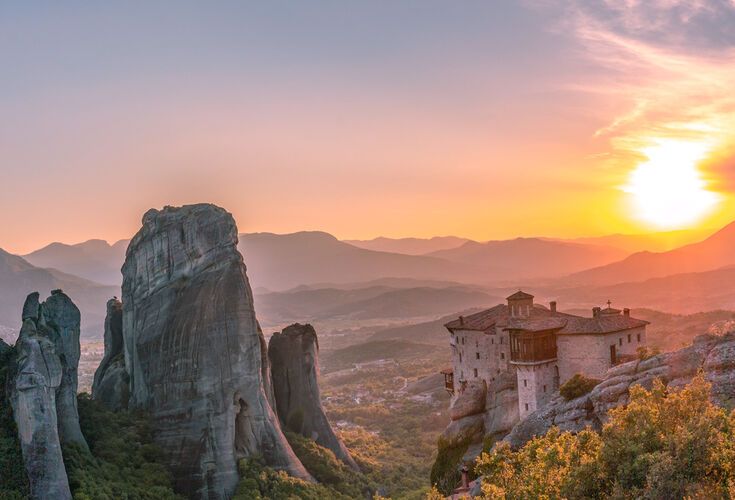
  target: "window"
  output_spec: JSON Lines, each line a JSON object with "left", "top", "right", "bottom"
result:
{"left": 523, "top": 379, "right": 527, "bottom": 387}
{"left": 619, "top": 338, "right": 623, "bottom": 346}
{"left": 500, "top": 337, "right": 504, "bottom": 344}
{"left": 525, "top": 403, "right": 529, "bottom": 411}
{"left": 491, "top": 338, "right": 494, "bottom": 344}
{"left": 543, "top": 385, "right": 547, "bottom": 393}
{"left": 628, "top": 334, "right": 631, "bottom": 343}
{"left": 459, "top": 353, "right": 462, "bottom": 363}
{"left": 473, "top": 368, "right": 478, "bottom": 378}
{"left": 501, "top": 352, "right": 505, "bottom": 360}
{"left": 475, "top": 352, "right": 480, "bottom": 360}
{"left": 637, "top": 333, "right": 641, "bottom": 342}
{"left": 462, "top": 337, "right": 465, "bottom": 345}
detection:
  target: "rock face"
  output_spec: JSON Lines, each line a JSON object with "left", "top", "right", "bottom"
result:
{"left": 9, "top": 291, "right": 88, "bottom": 500}
{"left": 506, "top": 331, "right": 735, "bottom": 449}
{"left": 120, "top": 204, "right": 309, "bottom": 498}
{"left": 268, "top": 323, "right": 359, "bottom": 470}
{"left": 91, "top": 298, "right": 129, "bottom": 410}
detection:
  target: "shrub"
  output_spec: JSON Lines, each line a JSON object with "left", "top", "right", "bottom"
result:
{"left": 0, "top": 346, "right": 29, "bottom": 499}
{"left": 233, "top": 457, "right": 345, "bottom": 500}
{"left": 476, "top": 375, "right": 735, "bottom": 499}
{"left": 560, "top": 373, "right": 601, "bottom": 401}
{"left": 429, "top": 436, "right": 472, "bottom": 495}
{"left": 637, "top": 345, "right": 660, "bottom": 361}
{"left": 65, "top": 394, "right": 182, "bottom": 499}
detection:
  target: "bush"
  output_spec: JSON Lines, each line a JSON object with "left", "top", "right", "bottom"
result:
{"left": 64, "top": 394, "right": 182, "bottom": 499}
{"left": 560, "top": 373, "right": 601, "bottom": 401}
{"left": 637, "top": 345, "right": 661, "bottom": 361}
{"left": 429, "top": 436, "right": 472, "bottom": 495}
{"left": 233, "top": 457, "right": 345, "bottom": 500}
{"left": 476, "top": 375, "right": 735, "bottom": 499}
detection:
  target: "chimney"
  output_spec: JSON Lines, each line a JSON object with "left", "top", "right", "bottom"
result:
{"left": 459, "top": 315, "right": 465, "bottom": 326}
{"left": 550, "top": 301, "right": 557, "bottom": 313}
{"left": 592, "top": 307, "right": 601, "bottom": 318}
{"left": 624, "top": 308, "right": 630, "bottom": 317}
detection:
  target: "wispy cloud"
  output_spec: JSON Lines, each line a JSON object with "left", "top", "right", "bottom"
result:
{"left": 539, "top": 0, "right": 735, "bottom": 191}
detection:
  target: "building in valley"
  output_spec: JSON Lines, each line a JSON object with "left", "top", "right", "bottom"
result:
{"left": 443, "top": 291, "right": 648, "bottom": 419}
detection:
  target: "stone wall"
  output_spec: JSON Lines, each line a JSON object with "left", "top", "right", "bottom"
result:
{"left": 451, "top": 327, "right": 510, "bottom": 393}
{"left": 516, "top": 361, "right": 558, "bottom": 419}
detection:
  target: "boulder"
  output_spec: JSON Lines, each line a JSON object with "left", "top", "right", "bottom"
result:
{"left": 450, "top": 380, "right": 487, "bottom": 421}
{"left": 269, "top": 323, "right": 359, "bottom": 470}
{"left": 91, "top": 298, "right": 129, "bottom": 410}
{"left": 121, "top": 204, "right": 309, "bottom": 499}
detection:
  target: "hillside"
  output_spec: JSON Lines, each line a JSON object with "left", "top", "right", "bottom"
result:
{"left": 23, "top": 239, "right": 129, "bottom": 286}
{"left": 429, "top": 238, "right": 627, "bottom": 281}
{"left": 255, "top": 286, "right": 495, "bottom": 324}
{"left": 0, "top": 248, "right": 117, "bottom": 340}
{"left": 343, "top": 236, "right": 471, "bottom": 255}
{"left": 566, "top": 221, "right": 735, "bottom": 286}
{"left": 238, "top": 231, "right": 467, "bottom": 291}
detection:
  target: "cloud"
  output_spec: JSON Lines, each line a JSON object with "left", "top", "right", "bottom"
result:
{"left": 535, "top": 0, "right": 735, "bottom": 193}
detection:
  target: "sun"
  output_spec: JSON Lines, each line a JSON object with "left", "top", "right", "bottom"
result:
{"left": 624, "top": 139, "right": 720, "bottom": 229}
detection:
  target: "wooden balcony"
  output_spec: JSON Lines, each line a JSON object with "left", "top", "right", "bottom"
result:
{"left": 440, "top": 367, "right": 454, "bottom": 395}
{"left": 509, "top": 330, "right": 557, "bottom": 363}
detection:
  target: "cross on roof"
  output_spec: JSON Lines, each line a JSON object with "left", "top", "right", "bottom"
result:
{"left": 607, "top": 299, "right": 612, "bottom": 308}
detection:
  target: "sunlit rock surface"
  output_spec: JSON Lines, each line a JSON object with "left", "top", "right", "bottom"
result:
{"left": 269, "top": 323, "right": 359, "bottom": 470}
{"left": 91, "top": 298, "right": 129, "bottom": 410}
{"left": 9, "top": 291, "right": 88, "bottom": 500}
{"left": 121, "top": 203, "right": 309, "bottom": 499}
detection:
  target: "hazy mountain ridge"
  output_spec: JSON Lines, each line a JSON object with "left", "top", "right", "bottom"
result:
{"left": 0, "top": 248, "right": 117, "bottom": 340}
{"left": 343, "top": 236, "right": 471, "bottom": 255}
{"left": 565, "top": 221, "right": 735, "bottom": 286}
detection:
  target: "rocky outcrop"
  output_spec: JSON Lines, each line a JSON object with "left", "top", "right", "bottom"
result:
{"left": 483, "top": 373, "right": 519, "bottom": 446}
{"left": 91, "top": 298, "right": 129, "bottom": 410}
{"left": 269, "top": 323, "right": 359, "bottom": 470}
{"left": 120, "top": 204, "right": 309, "bottom": 499}
{"left": 506, "top": 331, "right": 735, "bottom": 448}
{"left": 8, "top": 291, "right": 89, "bottom": 500}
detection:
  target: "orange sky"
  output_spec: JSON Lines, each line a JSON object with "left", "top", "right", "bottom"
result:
{"left": 1, "top": 2, "right": 734, "bottom": 254}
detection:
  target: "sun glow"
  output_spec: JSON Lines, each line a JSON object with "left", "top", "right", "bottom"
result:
{"left": 625, "top": 139, "right": 720, "bottom": 229}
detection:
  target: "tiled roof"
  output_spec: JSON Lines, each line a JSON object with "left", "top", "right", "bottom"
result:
{"left": 446, "top": 301, "right": 648, "bottom": 335}
{"left": 444, "top": 303, "right": 552, "bottom": 331}
{"left": 506, "top": 290, "right": 534, "bottom": 300}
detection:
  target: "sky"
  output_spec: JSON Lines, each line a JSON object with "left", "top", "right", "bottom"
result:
{"left": 1, "top": 1, "right": 735, "bottom": 254}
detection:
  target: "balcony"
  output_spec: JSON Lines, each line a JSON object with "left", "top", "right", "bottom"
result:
{"left": 440, "top": 367, "right": 454, "bottom": 395}
{"left": 509, "top": 330, "right": 557, "bottom": 364}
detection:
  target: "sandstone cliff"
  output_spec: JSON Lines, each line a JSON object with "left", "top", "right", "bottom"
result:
{"left": 91, "top": 298, "right": 129, "bottom": 410}
{"left": 119, "top": 204, "right": 310, "bottom": 498}
{"left": 8, "top": 290, "right": 88, "bottom": 500}
{"left": 268, "top": 323, "right": 359, "bottom": 470}
{"left": 506, "top": 331, "right": 735, "bottom": 449}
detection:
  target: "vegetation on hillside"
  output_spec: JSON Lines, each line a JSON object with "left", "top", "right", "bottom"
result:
{"left": 476, "top": 375, "right": 735, "bottom": 499}
{"left": 559, "top": 373, "right": 601, "bottom": 401}
{"left": 63, "top": 394, "right": 181, "bottom": 500}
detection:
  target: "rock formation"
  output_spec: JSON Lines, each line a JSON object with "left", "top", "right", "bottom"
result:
{"left": 506, "top": 330, "right": 735, "bottom": 449}
{"left": 8, "top": 290, "right": 89, "bottom": 500}
{"left": 119, "top": 204, "right": 309, "bottom": 498}
{"left": 91, "top": 298, "right": 129, "bottom": 410}
{"left": 268, "top": 323, "right": 359, "bottom": 470}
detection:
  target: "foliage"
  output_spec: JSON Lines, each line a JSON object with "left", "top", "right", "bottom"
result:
{"left": 476, "top": 375, "right": 735, "bottom": 499}
{"left": 636, "top": 345, "right": 661, "bottom": 361}
{"left": 559, "top": 373, "right": 601, "bottom": 401}
{"left": 233, "top": 457, "right": 347, "bottom": 500}
{"left": 283, "top": 430, "right": 372, "bottom": 498}
{"left": 64, "top": 394, "right": 182, "bottom": 500}
{"left": 0, "top": 346, "right": 29, "bottom": 499}
{"left": 429, "top": 435, "right": 472, "bottom": 496}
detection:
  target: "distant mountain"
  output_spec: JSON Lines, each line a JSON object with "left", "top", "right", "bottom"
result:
{"left": 255, "top": 285, "right": 496, "bottom": 324}
{"left": 566, "top": 221, "right": 735, "bottom": 286}
{"left": 343, "top": 236, "right": 471, "bottom": 255}
{"left": 0, "top": 248, "right": 118, "bottom": 340}
{"left": 552, "top": 227, "right": 713, "bottom": 254}
{"left": 238, "top": 231, "right": 468, "bottom": 291}
{"left": 23, "top": 239, "right": 129, "bottom": 286}
{"left": 553, "top": 266, "right": 735, "bottom": 315}
{"left": 428, "top": 238, "right": 628, "bottom": 282}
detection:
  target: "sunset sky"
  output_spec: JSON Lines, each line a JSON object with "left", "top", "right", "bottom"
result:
{"left": 2, "top": 1, "right": 735, "bottom": 254}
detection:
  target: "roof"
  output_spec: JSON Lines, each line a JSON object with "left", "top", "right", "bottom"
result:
{"left": 506, "top": 290, "right": 534, "bottom": 301}
{"left": 446, "top": 300, "right": 649, "bottom": 336}
{"left": 440, "top": 367, "right": 453, "bottom": 375}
